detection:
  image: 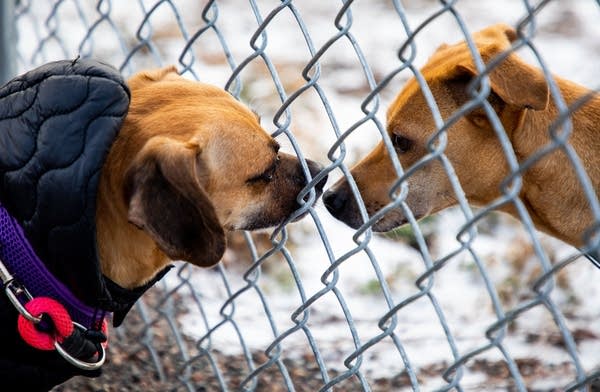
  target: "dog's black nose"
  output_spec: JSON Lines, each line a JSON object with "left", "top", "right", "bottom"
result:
{"left": 323, "top": 188, "right": 347, "bottom": 218}
{"left": 307, "top": 159, "right": 328, "bottom": 192}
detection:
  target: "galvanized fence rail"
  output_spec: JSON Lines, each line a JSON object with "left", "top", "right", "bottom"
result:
{"left": 4, "top": 0, "right": 600, "bottom": 391}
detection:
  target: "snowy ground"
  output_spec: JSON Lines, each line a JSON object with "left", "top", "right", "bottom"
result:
{"left": 15, "top": 0, "right": 600, "bottom": 390}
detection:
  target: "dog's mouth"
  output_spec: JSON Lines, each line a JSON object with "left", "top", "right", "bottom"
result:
{"left": 370, "top": 204, "right": 431, "bottom": 232}
{"left": 289, "top": 169, "right": 328, "bottom": 223}
{"left": 371, "top": 215, "right": 409, "bottom": 232}
{"left": 239, "top": 212, "right": 305, "bottom": 231}
{"left": 379, "top": 206, "right": 439, "bottom": 235}
{"left": 236, "top": 185, "right": 326, "bottom": 231}
{"left": 236, "top": 164, "right": 328, "bottom": 231}
{"left": 292, "top": 186, "right": 326, "bottom": 221}
{"left": 334, "top": 204, "right": 425, "bottom": 233}
{"left": 290, "top": 207, "right": 313, "bottom": 224}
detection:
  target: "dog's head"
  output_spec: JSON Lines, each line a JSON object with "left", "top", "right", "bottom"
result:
{"left": 98, "top": 66, "right": 326, "bottom": 285}
{"left": 324, "top": 24, "right": 549, "bottom": 231}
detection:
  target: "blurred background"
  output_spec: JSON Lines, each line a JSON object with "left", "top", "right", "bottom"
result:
{"left": 4, "top": 0, "right": 600, "bottom": 390}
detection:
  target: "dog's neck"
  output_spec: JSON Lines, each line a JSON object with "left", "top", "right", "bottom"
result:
{"left": 96, "top": 170, "right": 171, "bottom": 289}
{"left": 510, "top": 77, "right": 600, "bottom": 245}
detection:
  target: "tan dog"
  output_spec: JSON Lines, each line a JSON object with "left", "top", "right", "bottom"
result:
{"left": 324, "top": 24, "right": 599, "bottom": 247}
{"left": 96, "top": 66, "right": 326, "bottom": 288}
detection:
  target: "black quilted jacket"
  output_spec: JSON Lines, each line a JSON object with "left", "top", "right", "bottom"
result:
{"left": 0, "top": 60, "right": 168, "bottom": 390}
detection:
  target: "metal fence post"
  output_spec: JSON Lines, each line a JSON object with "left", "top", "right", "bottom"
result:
{"left": 0, "top": 0, "right": 16, "bottom": 84}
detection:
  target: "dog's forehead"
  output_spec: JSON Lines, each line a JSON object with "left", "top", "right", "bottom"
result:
{"left": 422, "top": 24, "right": 514, "bottom": 77}
{"left": 385, "top": 47, "right": 468, "bottom": 123}
{"left": 206, "top": 119, "right": 276, "bottom": 168}
{"left": 386, "top": 24, "right": 514, "bottom": 125}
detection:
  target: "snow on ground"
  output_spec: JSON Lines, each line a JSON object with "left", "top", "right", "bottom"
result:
{"left": 15, "top": 0, "right": 600, "bottom": 388}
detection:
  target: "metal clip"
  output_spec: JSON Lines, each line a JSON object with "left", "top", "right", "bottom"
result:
{"left": 0, "top": 255, "right": 13, "bottom": 284}
{"left": 0, "top": 257, "right": 42, "bottom": 323}
{"left": 1, "top": 258, "right": 105, "bottom": 370}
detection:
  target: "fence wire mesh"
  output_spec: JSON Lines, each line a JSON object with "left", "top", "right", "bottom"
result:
{"left": 6, "top": 0, "right": 600, "bottom": 391}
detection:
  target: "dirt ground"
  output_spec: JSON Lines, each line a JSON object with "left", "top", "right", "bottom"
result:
{"left": 52, "top": 348, "right": 600, "bottom": 392}
{"left": 51, "top": 295, "right": 600, "bottom": 392}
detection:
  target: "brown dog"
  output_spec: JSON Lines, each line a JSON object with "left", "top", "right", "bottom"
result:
{"left": 96, "top": 66, "right": 326, "bottom": 288}
{"left": 324, "top": 24, "right": 599, "bottom": 248}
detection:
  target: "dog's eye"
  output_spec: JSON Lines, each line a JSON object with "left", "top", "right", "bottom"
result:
{"left": 247, "top": 155, "right": 280, "bottom": 184}
{"left": 391, "top": 134, "right": 413, "bottom": 153}
{"left": 262, "top": 166, "right": 275, "bottom": 181}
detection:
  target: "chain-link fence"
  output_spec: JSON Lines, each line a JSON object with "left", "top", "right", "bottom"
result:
{"left": 3, "top": 0, "right": 600, "bottom": 391}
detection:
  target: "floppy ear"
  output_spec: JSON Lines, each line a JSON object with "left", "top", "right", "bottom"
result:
{"left": 127, "top": 65, "right": 180, "bottom": 90}
{"left": 123, "top": 139, "right": 225, "bottom": 267}
{"left": 456, "top": 25, "right": 549, "bottom": 111}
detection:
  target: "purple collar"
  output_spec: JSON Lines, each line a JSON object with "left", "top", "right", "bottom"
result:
{"left": 0, "top": 204, "right": 108, "bottom": 329}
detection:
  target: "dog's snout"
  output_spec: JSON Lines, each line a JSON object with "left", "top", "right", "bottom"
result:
{"left": 306, "top": 159, "right": 328, "bottom": 192}
{"left": 323, "top": 188, "right": 347, "bottom": 218}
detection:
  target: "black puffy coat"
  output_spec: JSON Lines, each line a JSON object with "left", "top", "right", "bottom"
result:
{"left": 0, "top": 59, "right": 168, "bottom": 390}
